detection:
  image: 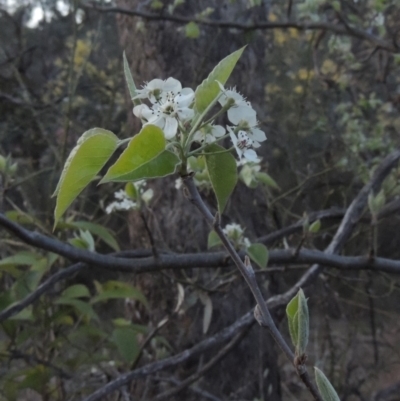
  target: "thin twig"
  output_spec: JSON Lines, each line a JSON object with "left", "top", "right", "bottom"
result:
{"left": 153, "top": 327, "right": 249, "bottom": 400}
{"left": 83, "top": 4, "right": 398, "bottom": 53}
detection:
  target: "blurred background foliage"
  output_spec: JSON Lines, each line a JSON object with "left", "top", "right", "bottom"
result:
{"left": 1, "top": 0, "right": 400, "bottom": 400}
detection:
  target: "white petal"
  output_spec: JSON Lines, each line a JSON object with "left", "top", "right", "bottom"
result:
{"left": 133, "top": 104, "right": 150, "bottom": 119}
{"left": 228, "top": 105, "right": 257, "bottom": 125}
{"left": 211, "top": 125, "right": 225, "bottom": 137}
{"left": 175, "top": 88, "right": 194, "bottom": 107}
{"left": 146, "top": 78, "right": 165, "bottom": 90}
{"left": 193, "top": 131, "right": 204, "bottom": 143}
{"left": 177, "top": 107, "right": 194, "bottom": 121}
{"left": 163, "top": 77, "right": 182, "bottom": 93}
{"left": 163, "top": 117, "right": 178, "bottom": 139}
{"left": 249, "top": 127, "right": 267, "bottom": 142}
{"left": 243, "top": 149, "right": 259, "bottom": 162}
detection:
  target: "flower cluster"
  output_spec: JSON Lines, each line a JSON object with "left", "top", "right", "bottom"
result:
{"left": 217, "top": 83, "right": 267, "bottom": 163}
{"left": 222, "top": 223, "right": 251, "bottom": 250}
{"left": 133, "top": 77, "right": 194, "bottom": 139}
{"left": 105, "top": 181, "right": 153, "bottom": 214}
{"left": 105, "top": 189, "right": 137, "bottom": 214}
{"left": 132, "top": 77, "right": 266, "bottom": 163}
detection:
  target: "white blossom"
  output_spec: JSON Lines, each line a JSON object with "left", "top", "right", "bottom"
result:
{"left": 133, "top": 87, "right": 194, "bottom": 139}
{"left": 134, "top": 77, "right": 182, "bottom": 104}
{"left": 223, "top": 223, "right": 251, "bottom": 249}
{"left": 228, "top": 127, "right": 260, "bottom": 163}
{"left": 105, "top": 189, "right": 138, "bottom": 214}
{"left": 193, "top": 124, "right": 225, "bottom": 144}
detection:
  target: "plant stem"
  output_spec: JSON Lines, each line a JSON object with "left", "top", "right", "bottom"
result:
{"left": 183, "top": 175, "right": 323, "bottom": 401}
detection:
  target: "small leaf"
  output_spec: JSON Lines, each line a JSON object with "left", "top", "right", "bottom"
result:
{"left": 207, "top": 230, "right": 222, "bottom": 249}
{"left": 185, "top": 21, "right": 200, "bottom": 38}
{"left": 55, "top": 298, "right": 99, "bottom": 321}
{"left": 199, "top": 292, "right": 213, "bottom": 334}
{"left": 314, "top": 367, "right": 341, "bottom": 401}
{"left": 112, "top": 327, "right": 139, "bottom": 362}
{"left": 309, "top": 219, "right": 321, "bottom": 233}
{"left": 368, "top": 189, "right": 385, "bottom": 215}
{"left": 53, "top": 128, "right": 118, "bottom": 226}
{"left": 123, "top": 51, "right": 139, "bottom": 104}
{"left": 205, "top": 144, "right": 238, "bottom": 214}
{"left": 247, "top": 244, "right": 269, "bottom": 269}
{"left": 125, "top": 182, "right": 138, "bottom": 200}
{"left": 91, "top": 281, "right": 148, "bottom": 307}
{"left": 286, "top": 293, "right": 299, "bottom": 347}
{"left": 256, "top": 172, "right": 281, "bottom": 191}
{"left": 62, "top": 284, "right": 91, "bottom": 299}
{"left": 195, "top": 47, "right": 246, "bottom": 113}
{"left": 101, "top": 125, "right": 169, "bottom": 183}
{"left": 297, "top": 289, "right": 309, "bottom": 355}
{"left": 56, "top": 221, "right": 120, "bottom": 251}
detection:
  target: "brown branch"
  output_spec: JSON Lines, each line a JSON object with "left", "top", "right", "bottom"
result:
{"left": 83, "top": 4, "right": 398, "bottom": 53}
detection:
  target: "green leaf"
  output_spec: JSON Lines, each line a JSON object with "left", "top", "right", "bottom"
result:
{"left": 256, "top": 172, "right": 281, "bottom": 191}
{"left": 92, "top": 281, "right": 148, "bottom": 307}
{"left": 207, "top": 230, "right": 222, "bottom": 249}
{"left": 185, "top": 22, "right": 200, "bottom": 38}
{"left": 57, "top": 221, "right": 120, "bottom": 251}
{"left": 107, "top": 150, "right": 180, "bottom": 182}
{"left": 62, "top": 284, "right": 91, "bottom": 299}
{"left": 195, "top": 47, "right": 246, "bottom": 113}
{"left": 53, "top": 128, "right": 119, "bottom": 226}
{"left": 247, "top": 244, "right": 269, "bottom": 269}
{"left": 286, "top": 292, "right": 299, "bottom": 347}
{"left": 286, "top": 289, "right": 309, "bottom": 355}
{"left": 123, "top": 51, "right": 139, "bottom": 104}
{"left": 55, "top": 298, "right": 99, "bottom": 321}
{"left": 112, "top": 327, "right": 139, "bottom": 362}
{"left": 19, "top": 365, "right": 51, "bottom": 392}
{"left": 297, "top": 289, "right": 309, "bottom": 355}
{"left": 204, "top": 144, "right": 238, "bottom": 214}
{"left": 314, "top": 367, "right": 341, "bottom": 401}
{"left": 125, "top": 182, "right": 138, "bottom": 200}
{"left": 309, "top": 219, "right": 321, "bottom": 233}
{"left": 101, "top": 125, "right": 171, "bottom": 183}
{"left": 0, "top": 252, "right": 40, "bottom": 267}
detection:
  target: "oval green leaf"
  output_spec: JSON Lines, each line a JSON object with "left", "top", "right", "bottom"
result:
{"left": 101, "top": 125, "right": 167, "bottom": 183}
{"left": 112, "top": 327, "right": 140, "bottom": 362}
{"left": 53, "top": 128, "right": 119, "bottom": 227}
{"left": 314, "top": 367, "right": 341, "bottom": 401}
{"left": 297, "top": 288, "right": 309, "bottom": 355}
{"left": 106, "top": 150, "right": 180, "bottom": 182}
{"left": 204, "top": 144, "right": 238, "bottom": 215}
{"left": 195, "top": 47, "right": 246, "bottom": 113}
{"left": 247, "top": 243, "right": 269, "bottom": 269}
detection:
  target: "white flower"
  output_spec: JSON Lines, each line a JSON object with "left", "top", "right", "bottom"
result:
{"left": 141, "top": 188, "right": 154, "bottom": 204}
{"left": 223, "top": 223, "right": 251, "bottom": 249}
{"left": 193, "top": 124, "right": 225, "bottom": 144}
{"left": 223, "top": 223, "right": 244, "bottom": 238}
{"left": 105, "top": 190, "right": 138, "bottom": 214}
{"left": 133, "top": 87, "right": 195, "bottom": 139}
{"left": 217, "top": 83, "right": 257, "bottom": 126}
{"left": 175, "top": 178, "right": 183, "bottom": 190}
{"left": 134, "top": 77, "right": 182, "bottom": 104}
{"left": 228, "top": 127, "right": 259, "bottom": 163}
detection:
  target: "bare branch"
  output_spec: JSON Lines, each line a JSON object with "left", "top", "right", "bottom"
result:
{"left": 153, "top": 327, "right": 249, "bottom": 401}
{"left": 81, "top": 312, "right": 254, "bottom": 401}
{"left": 83, "top": 4, "right": 399, "bottom": 53}
{"left": 268, "top": 148, "right": 400, "bottom": 309}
